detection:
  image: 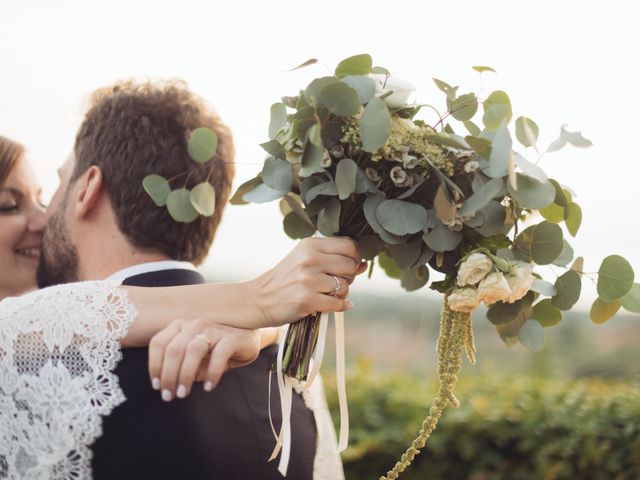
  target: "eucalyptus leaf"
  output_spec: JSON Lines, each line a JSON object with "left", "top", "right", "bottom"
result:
{"left": 371, "top": 66, "right": 390, "bottom": 75}
{"left": 425, "top": 134, "right": 468, "bottom": 150}
{"left": 359, "top": 235, "right": 383, "bottom": 260}
{"left": 189, "top": 182, "right": 216, "bottom": 216}
{"left": 401, "top": 266, "right": 430, "bottom": 292}
{"left": 187, "top": 127, "right": 218, "bottom": 164}
{"left": 166, "top": 188, "right": 199, "bottom": 223}
{"left": 283, "top": 211, "right": 316, "bottom": 239}
{"left": 423, "top": 222, "right": 463, "bottom": 252}
{"left": 242, "top": 182, "right": 287, "bottom": 204}
{"left": 354, "top": 166, "right": 378, "bottom": 194}
{"left": 363, "top": 193, "right": 403, "bottom": 244}
{"left": 377, "top": 199, "right": 428, "bottom": 236}
{"left": 317, "top": 198, "right": 341, "bottom": 236}
{"left": 513, "top": 153, "right": 547, "bottom": 183}
{"left": 304, "top": 77, "right": 339, "bottom": 105}
{"left": 268, "top": 103, "right": 288, "bottom": 140}
{"left": 378, "top": 250, "right": 401, "bottom": 279}
{"left": 260, "top": 140, "right": 286, "bottom": 160}
{"left": 515, "top": 116, "right": 540, "bottom": 148}
{"left": 621, "top": 283, "right": 640, "bottom": 313}
{"left": 335, "top": 53, "right": 372, "bottom": 77}
{"left": 564, "top": 202, "right": 582, "bottom": 237}
{"left": 342, "top": 75, "right": 376, "bottom": 104}
{"left": 305, "top": 181, "right": 339, "bottom": 204}
{"left": 464, "top": 120, "right": 481, "bottom": 137}
{"left": 143, "top": 174, "right": 171, "bottom": 207}
{"left": 597, "top": 255, "right": 635, "bottom": 301}
{"left": 262, "top": 157, "right": 293, "bottom": 191}
{"left": 308, "top": 123, "right": 323, "bottom": 147}
{"left": 531, "top": 221, "right": 564, "bottom": 265}
{"left": 547, "top": 124, "right": 593, "bottom": 152}
{"left": 552, "top": 240, "right": 574, "bottom": 267}
{"left": 466, "top": 136, "right": 492, "bottom": 159}
{"left": 299, "top": 140, "right": 325, "bottom": 177}
{"left": 360, "top": 97, "right": 391, "bottom": 152}
{"left": 532, "top": 299, "right": 562, "bottom": 327}
{"left": 447, "top": 93, "right": 478, "bottom": 121}
{"left": 475, "top": 201, "right": 507, "bottom": 237}
{"left": 319, "top": 82, "right": 360, "bottom": 117}
{"left": 518, "top": 320, "right": 546, "bottom": 351}
{"left": 508, "top": 174, "right": 556, "bottom": 209}
{"left": 299, "top": 176, "right": 322, "bottom": 204}
{"left": 433, "top": 78, "right": 458, "bottom": 99}
{"left": 552, "top": 270, "right": 582, "bottom": 311}
{"left": 487, "top": 301, "right": 524, "bottom": 325}
{"left": 590, "top": 298, "right": 621, "bottom": 324}
{"left": 230, "top": 177, "right": 262, "bottom": 205}
{"left": 460, "top": 177, "right": 504, "bottom": 217}
{"left": 472, "top": 66, "right": 496, "bottom": 73}
{"left": 482, "top": 91, "right": 512, "bottom": 130}
{"left": 482, "top": 123, "right": 511, "bottom": 178}
{"left": 281, "top": 194, "right": 314, "bottom": 226}
{"left": 540, "top": 202, "right": 565, "bottom": 223}
{"left": 388, "top": 239, "right": 423, "bottom": 269}
{"left": 287, "top": 58, "right": 318, "bottom": 71}
{"left": 335, "top": 158, "right": 358, "bottom": 200}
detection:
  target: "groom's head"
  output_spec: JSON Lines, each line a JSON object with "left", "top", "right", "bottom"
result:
{"left": 37, "top": 80, "right": 235, "bottom": 287}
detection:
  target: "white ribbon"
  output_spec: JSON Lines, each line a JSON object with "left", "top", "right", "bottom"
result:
{"left": 268, "top": 311, "right": 349, "bottom": 475}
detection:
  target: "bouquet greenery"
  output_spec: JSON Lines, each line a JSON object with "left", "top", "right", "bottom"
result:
{"left": 229, "top": 53, "right": 639, "bottom": 478}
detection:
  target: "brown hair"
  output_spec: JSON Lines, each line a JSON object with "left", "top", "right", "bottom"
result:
{"left": 0, "top": 136, "right": 25, "bottom": 186}
{"left": 72, "top": 80, "right": 235, "bottom": 265}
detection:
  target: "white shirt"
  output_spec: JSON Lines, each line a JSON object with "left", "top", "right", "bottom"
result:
{"left": 105, "top": 260, "right": 198, "bottom": 285}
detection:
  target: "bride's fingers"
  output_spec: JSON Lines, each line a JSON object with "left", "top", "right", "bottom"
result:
{"left": 304, "top": 293, "right": 353, "bottom": 316}
{"left": 158, "top": 331, "right": 193, "bottom": 401}
{"left": 319, "top": 254, "right": 359, "bottom": 279}
{"left": 319, "top": 274, "right": 349, "bottom": 298}
{"left": 148, "top": 320, "right": 184, "bottom": 390}
{"left": 204, "top": 339, "right": 234, "bottom": 392}
{"left": 175, "top": 334, "right": 215, "bottom": 399}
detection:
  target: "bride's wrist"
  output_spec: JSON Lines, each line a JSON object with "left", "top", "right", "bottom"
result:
{"left": 236, "top": 275, "right": 275, "bottom": 329}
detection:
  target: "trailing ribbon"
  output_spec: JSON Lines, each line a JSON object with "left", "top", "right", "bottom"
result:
{"left": 268, "top": 311, "right": 349, "bottom": 475}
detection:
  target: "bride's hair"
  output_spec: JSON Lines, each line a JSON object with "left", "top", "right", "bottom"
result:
{"left": 0, "top": 136, "right": 25, "bottom": 186}
{"left": 70, "top": 80, "right": 235, "bottom": 266}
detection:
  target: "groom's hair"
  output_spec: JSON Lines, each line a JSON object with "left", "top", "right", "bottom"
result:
{"left": 70, "top": 80, "right": 235, "bottom": 265}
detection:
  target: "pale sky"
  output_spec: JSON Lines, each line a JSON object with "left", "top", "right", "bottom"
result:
{"left": 1, "top": 0, "right": 638, "bottom": 302}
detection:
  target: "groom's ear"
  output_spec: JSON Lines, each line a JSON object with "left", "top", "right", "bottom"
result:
{"left": 73, "top": 166, "right": 105, "bottom": 219}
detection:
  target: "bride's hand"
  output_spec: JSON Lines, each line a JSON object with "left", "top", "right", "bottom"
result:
{"left": 247, "top": 237, "right": 367, "bottom": 327}
{"left": 148, "top": 318, "right": 261, "bottom": 401}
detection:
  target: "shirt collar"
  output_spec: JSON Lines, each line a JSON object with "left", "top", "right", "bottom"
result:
{"left": 105, "top": 260, "right": 198, "bottom": 285}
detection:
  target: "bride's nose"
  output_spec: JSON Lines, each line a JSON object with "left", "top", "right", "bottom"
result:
{"left": 27, "top": 204, "right": 47, "bottom": 234}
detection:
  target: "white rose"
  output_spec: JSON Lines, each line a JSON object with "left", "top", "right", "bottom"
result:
{"left": 477, "top": 272, "right": 512, "bottom": 305}
{"left": 448, "top": 288, "right": 481, "bottom": 313}
{"left": 369, "top": 74, "right": 415, "bottom": 109}
{"left": 457, "top": 252, "right": 493, "bottom": 286}
{"left": 506, "top": 263, "right": 535, "bottom": 303}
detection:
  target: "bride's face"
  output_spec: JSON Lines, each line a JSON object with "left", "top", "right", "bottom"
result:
{"left": 0, "top": 158, "right": 46, "bottom": 297}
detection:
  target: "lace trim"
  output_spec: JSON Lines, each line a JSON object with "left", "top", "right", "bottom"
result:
{"left": 0, "top": 282, "right": 137, "bottom": 480}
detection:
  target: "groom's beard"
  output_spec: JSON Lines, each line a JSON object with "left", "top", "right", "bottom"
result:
{"left": 37, "top": 204, "right": 79, "bottom": 288}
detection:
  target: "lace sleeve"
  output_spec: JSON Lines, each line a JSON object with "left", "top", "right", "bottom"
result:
{"left": 0, "top": 281, "right": 137, "bottom": 480}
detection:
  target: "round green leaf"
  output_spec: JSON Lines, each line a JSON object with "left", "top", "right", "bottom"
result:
{"left": 283, "top": 211, "right": 316, "bottom": 239}
{"left": 335, "top": 54, "right": 372, "bottom": 77}
{"left": 359, "top": 235, "right": 383, "bottom": 260}
{"left": 242, "top": 182, "right": 287, "bottom": 204}
{"left": 487, "top": 301, "right": 523, "bottom": 325}
{"left": 552, "top": 270, "right": 582, "bottom": 311}
{"left": 143, "top": 174, "right": 171, "bottom": 207}
{"left": 363, "top": 193, "right": 403, "bottom": 244}
{"left": 360, "top": 97, "right": 391, "bottom": 153}
{"left": 260, "top": 140, "right": 286, "bottom": 160}
{"left": 387, "top": 240, "right": 423, "bottom": 270}
{"left": 531, "top": 280, "right": 557, "bottom": 297}
{"left": 189, "top": 182, "right": 216, "bottom": 217}
{"left": 299, "top": 139, "right": 325, "bottom": 177}
{"left": 262, "top": 157, "right": 293, "bottom": 191}
{"left": 481, "top": 123, "right": 511, "bottom": 178}
{"left": 308, "top": 123, "right": 323, "bottom": 147}
{"left": 513, "top": 153, "right": 548, "bottom": 183}
{"left": 464, "top": 120, "right": 481, "bottom": 137}
{"left": 482, "top": 90, "right": 512, "bottom": 130}
{"left": 305, "top": 181, "right": 338, "bottom": 204}
{"left": 532, "top": 299, "right": 562, "bottom": 327}
{"left": 166, "top": 188, "right": 199, "bottom": 223}
{"left": 597, "top": 255, "right": 635, "bottom": 301}
{"left": 423, "top": 222, "right": 463, "bottom": 252}
{"left": 342, "top": 75, "right": 376, "bottom": 104}
{"left": 317, "top": 198, "right": 341, "bottom": 236}
{"left": 531, "top": 222, "right": 564, "bottom": 265}
{"left": 335, "top": 158, "right": 358, "bottom": 200}
{"left": 552, "top": 240, "right": 574, "bottom": 267}
{"left": 539, "top": 202, "right": 565, "bottom": 223}
{"left": 509, "top": 174, "right": 556, "bottom": 209}
{"left": 447, "top": 93, "right": 478, "bottom": 121}
{"left": 319, "top": 82, "right": 360, "bottom": 117}
{"left": 304, "top": 77, "right": 339, "bottom": 105}
{"left": 621, "top": 283, "right": 640, "bottom": 313}
{"left": 376, "top": 199, "right": 428, "bottom": 236}
{"left": 268, "top": 103, "right": 288, "bottom": 140}
{"left": 515, "top": 116, "right": 540, "bottom": 147}
{"left": 379, "top": 251, "right": 401, "bottom": 279}
{"left": 564, "top": 202, "right": 582, "bottom": 237}
{"left": 400, "top": 266, "right": 430, "bottom": 292}
{"left": 590, "top": 298, "right": 621, "bottom": 324}
{"left": 518, "top": 319, "right": 546, "bottom": 351}
{"left": 230, "top": 177, "right": 262, "bottom": 205}
{"left": 187, "top": 127, "right": 218, "bottom": 164}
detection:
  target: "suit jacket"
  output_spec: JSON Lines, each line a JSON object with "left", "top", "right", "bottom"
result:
{"left": 91, "top": 268, "right": 316, "bottom": 479}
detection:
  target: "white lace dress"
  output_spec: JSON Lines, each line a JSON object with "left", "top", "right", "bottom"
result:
{"left": 0, "top": 282, "right": 344, "bottom": 480}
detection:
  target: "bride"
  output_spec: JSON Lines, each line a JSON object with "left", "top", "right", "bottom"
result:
{"left": 0, "top": 135, "right": 360, "bottom": 479}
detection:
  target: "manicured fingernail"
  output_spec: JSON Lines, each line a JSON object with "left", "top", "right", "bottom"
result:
{"left": 204, "top": 381, "right": 214, "bottom": 392}
{"left": 152, "top": 378, "right": 160, "bottom": 390}
{"left": 176, "top": 385, "right": 187, "bottom": 399}
{"left": 346, "top": 299, "right": 353, "bottom": 310}
{"left": 161, "top": 389, "right": 173, "bottom": 402}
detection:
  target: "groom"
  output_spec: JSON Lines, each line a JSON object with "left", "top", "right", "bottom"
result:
{"left": 36, "top": 80, "right": 344, "bottom": 479}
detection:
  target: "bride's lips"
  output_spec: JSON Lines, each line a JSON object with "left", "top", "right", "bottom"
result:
{"left": 14, "top": 246, "right": 41, "bottom": 261}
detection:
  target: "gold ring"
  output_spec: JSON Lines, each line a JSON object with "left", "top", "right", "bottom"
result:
{"left": 195, "top": 333, "right": 213, "bottom": 350}
{"left": 331, "top": 276, "right": 342, "bottom": 296}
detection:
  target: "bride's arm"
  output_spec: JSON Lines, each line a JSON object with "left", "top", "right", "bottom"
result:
{"left": 121, "top": 237, "right": 362, "bottom": 347}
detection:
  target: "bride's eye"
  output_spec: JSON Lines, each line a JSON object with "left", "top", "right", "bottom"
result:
{"left": 0, "top": 191, "right": 20, "bottom": 214}
{"left": 0, "top": 202, "right": 19, "bottom": 214}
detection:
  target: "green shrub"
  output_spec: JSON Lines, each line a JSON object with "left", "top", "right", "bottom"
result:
{"left": 325, "top": 363, "right": 640, "bottom": 479}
